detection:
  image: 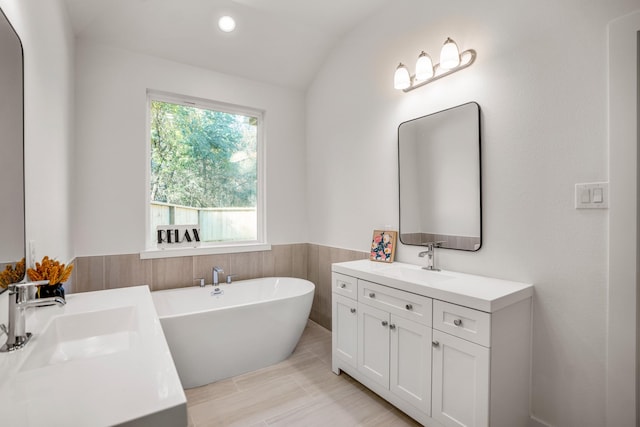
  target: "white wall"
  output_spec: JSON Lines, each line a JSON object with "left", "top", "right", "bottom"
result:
{"left": 74, "top": 41, "right": 307, "bottom": 256}
{"left": 2, "top": 0, "right": 637, "bottom": 423}
{"left": 306, "top": 0, "right": 639, "bottom": 425}
{"left": 0, "top": 0, "right": 74, "bottom": 266}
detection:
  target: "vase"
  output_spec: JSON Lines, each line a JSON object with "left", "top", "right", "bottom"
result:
{"left": 38, "top": 283, "right": 65, "bottom": 300}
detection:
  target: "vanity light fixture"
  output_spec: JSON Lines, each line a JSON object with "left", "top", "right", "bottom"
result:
{"left": 394, "top": 37, "right": 476, "bottom": 92}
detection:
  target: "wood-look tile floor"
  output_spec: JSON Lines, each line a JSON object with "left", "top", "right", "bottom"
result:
{"left": 185, "top": 320, "right": 422, "bottom": 427}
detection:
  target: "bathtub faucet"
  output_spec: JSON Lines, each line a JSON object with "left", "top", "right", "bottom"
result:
{"left": 212, "top": 266, "right": 224, "bottom": 286}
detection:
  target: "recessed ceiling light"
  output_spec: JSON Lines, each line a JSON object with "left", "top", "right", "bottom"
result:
{"left": 218, "top": 16, "right": 236, "bottom": 33}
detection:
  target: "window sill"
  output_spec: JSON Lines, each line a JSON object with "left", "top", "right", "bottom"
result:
{"left": 140, "top": 243, "right": 272, "bottom": 259}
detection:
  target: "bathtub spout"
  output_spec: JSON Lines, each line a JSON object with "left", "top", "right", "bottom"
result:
{"left": 212, "top": 266, "right": 224, "bottom": 286}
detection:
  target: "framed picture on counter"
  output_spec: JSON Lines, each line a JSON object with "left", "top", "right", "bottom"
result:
{"left": 370, "top": 230, "right": 397, "bottom": 263}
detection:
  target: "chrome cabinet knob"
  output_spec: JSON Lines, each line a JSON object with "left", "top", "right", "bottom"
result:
{"left": 340, "top": 283, "right": 346, "bottom": 288}
{"left": 382, "top": 320, "right": 388, "bottom": 326}
{"left": 405, "top": 304, "right": 413, "bottom": 310}
{"left": 432, "top": 340, "right": 440, "bottom": 347}
{"left": 453, "top": 319, "right": 463, "bottom": 327}
{"left": 350, "top": 308, "right": 356, "bottom": 313}
{"left": 369, "top": 292, "right": 375, "bottom": 298}
{"left": 389, "top": 324, "right": 396, "bottom": 330}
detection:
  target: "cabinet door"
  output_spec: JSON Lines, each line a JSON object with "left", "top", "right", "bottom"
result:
{"left": 390, "top": 315, "right": 431, "bottom": 415}
{"left": 432, "top": 330, "right": 490, "bottom": 427}
{"left": 332, "top": 294, "right": 358, "bottom": 369}
{"left": 357, "top": 303, "right": 390, "bottom": 388}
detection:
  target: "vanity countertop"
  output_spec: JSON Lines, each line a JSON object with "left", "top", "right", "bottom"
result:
{"left": 0, "top": 286, "right": 186, "bottom": 427}
{"left": 332, "top": 259, "right": 533, "bottom": 312}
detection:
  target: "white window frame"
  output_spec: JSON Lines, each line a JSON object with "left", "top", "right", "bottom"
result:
{"left": 141, "top": 90, "right": 268, "bottom": 259}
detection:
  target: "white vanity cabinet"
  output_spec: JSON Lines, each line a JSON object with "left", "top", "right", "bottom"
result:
{"left": 357, "top": 279, "right": 433, "bottom": 413}
{"left": 332, "top": 272, "right": 433, "bottom": 415}
{"left": 331, "top": 260, "right": 533, "bottom": 427}
{"left": 357, "top": 291, "right": 432, "bottom": 413}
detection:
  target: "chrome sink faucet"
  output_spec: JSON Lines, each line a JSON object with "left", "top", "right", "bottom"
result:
{"left": 212, "top": 266, "right": 224, "bottom": 286}
{"left": 418, "top": 242, "right": 443, "bottom": 271}
{"left": 1, "top": 281, "right": 66, "bottom": 352}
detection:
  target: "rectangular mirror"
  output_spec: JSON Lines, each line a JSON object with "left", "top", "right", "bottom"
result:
{"left": 398, "top": 102, "right": 481, "bottom": 251}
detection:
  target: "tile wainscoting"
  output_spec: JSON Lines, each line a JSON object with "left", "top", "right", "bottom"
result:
{"left": 69, "top": 244, "right": 368, "bottom": 330}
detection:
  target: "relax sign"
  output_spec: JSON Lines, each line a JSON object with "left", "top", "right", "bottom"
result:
{"left": 157, "top": 224, "right": 201, "bottom": 249}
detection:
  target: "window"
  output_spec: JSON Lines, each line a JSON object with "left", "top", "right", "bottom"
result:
{"left": 147, "top": 91, "right": 264, "bottom": 250}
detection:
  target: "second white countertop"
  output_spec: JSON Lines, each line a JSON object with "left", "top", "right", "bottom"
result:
{"left": 0, "top": 286, "right": 187, "bottom": 427}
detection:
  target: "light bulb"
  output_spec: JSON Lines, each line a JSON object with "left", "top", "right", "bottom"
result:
{"left": 393, "top": 63, "right": 411, "bottom": 90}
{"left": 414, "top": 51, "right": 434, "bottom": 82}
{"left": 218, "top": 16, "right": 236, "bottom": 33}
{"left": 440, "top": 38, "right": 460, "bottom": 70}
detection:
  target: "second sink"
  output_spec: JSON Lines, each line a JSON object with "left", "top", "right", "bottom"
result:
{"left": 20, "top": 306, "right": 138, "bottom": 371}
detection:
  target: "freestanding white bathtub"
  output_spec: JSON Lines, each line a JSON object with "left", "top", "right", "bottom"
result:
{"left": 151, "top": 277, "right": 315, "bottom": 389}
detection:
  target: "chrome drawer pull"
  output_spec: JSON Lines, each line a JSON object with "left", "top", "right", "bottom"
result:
{"left": 389, "top": 324, "right": 396, "bottom": 330}
{"left": 350, "top": 308, "right": 356, "bottom": 314}
{"left": 453, "top": 319, "right": 463, "bottom": 327}
{"left": 369, "top": 292, "right": 375, "bottom": 298}
{"left": 381, "top": 320, "right": 388, "bottom": 326}
{"left": 432, "top": 340, "right": 440, "bottom": 347}
{"left": 405, "top": 304, "right": 413, "bottom": 310}
{"left": 340, "top": 283, "right": 346, "bottom": 288}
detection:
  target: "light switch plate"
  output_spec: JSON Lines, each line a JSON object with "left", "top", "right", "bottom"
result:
{"left": 575, "top": 182, "right": 608, "bottom": 209}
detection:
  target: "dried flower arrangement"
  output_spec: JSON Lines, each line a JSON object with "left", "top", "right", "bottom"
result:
{"left": 0, "top": 258, "right": 25, "bottom": 289}
{"left": 27, "top": 256, "right": 73, "bottom": 286}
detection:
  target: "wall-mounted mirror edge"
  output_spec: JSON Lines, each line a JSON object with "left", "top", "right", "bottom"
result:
{"left": 0, "top": 5, "right": 26, "bottom": 294}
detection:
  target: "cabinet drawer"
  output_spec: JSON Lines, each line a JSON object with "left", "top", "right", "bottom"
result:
{"left": 358, "top": 280, "right": 432, "bottom": 326}
{"left": 333, "top": 272, "right": 358, "bottom": 300}
{"left": 433, "top": 300, "right": 491, "bottom": 347}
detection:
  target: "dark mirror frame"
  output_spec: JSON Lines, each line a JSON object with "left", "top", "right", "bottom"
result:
{"left": 398, "top": 101, "right": 482, "bottom": 251}
{"left": 0, "top": 6, "right": 25, "bottom": 294}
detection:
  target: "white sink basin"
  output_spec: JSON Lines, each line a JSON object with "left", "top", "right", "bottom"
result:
{"left": 383, "top": 265, "right": 454, "bottom": 285}
{"left": 20, "top": 306, "right": 138, "bottom": 371}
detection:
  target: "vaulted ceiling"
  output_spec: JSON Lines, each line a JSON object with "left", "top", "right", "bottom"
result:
{"left": 62, "top": 0, "right": 390, "bottom": 90}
